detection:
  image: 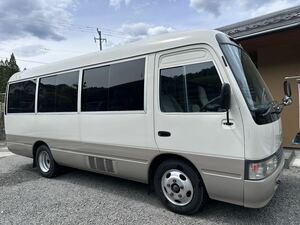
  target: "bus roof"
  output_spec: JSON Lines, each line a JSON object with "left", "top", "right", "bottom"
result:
{"left": 9, "top": 29, "right": 222, "bottom": 82}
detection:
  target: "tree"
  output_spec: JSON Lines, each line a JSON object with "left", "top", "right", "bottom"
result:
{"left": 0, "top": 53, "right": 20, "bottom": 102}
{"left": 8, "top": 53, "right": 20, "bottom": 74}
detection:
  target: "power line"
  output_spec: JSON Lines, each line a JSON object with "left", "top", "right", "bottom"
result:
{"left": 102, "top": 32, "right": 127, "bottom": 39}
{"left": 0, "top": 56, "right": 46, "bottom": 65}
{"left": 2, "top": 17, "right": 128, "bottom": 36}
{"left": 14, "top": 59, "right": 47, "bottom": 64}
{"left": 0, "top": 46, "right": 89, "bottom": 59}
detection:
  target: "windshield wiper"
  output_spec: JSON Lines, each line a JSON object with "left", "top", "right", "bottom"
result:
{"left": 252, "top": 101, "right": 282, "bottom": 117}
{"left": 260, "top": 101, "right": 283, "bottom": 117}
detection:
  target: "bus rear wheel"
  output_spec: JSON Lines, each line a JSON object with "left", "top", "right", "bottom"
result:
{"left": 154, "top": 159, "right": 207, "bottom": 215}
{"left": 36, "top": 145, "right": 60, "bottom": 178}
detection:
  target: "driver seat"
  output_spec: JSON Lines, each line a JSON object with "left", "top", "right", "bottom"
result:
{"left": 198, "top": 86, "right": 220, "bottom": 111}
{"left": 198, "top": 86, "right": 209, "bottom": 107}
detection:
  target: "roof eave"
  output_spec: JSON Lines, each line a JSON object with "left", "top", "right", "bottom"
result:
{"left": 234, "top": 22, "right": 300, "bottom": 40}
{"left": 218, "top": 5, "right": 300, "bottom": 40}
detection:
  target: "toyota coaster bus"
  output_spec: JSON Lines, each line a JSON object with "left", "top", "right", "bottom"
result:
{"left": 4, "top": 30, "right": 292, "bottom": 215}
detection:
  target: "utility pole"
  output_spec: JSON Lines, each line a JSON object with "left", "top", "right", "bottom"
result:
{"left": 94, "top": 28, "right": 107, "bottom": 51}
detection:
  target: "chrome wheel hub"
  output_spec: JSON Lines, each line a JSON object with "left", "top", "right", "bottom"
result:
{"left": 38, "top": 151, "right": 51, "bottom": 173}
{"left": 161, "top": 169, "right": 194, "bottom": 206}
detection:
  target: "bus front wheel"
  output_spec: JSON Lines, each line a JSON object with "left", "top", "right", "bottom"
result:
{"left": 153, "top": 159, "right": 207, "bottom": 215}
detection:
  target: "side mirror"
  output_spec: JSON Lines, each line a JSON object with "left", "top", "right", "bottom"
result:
{"left": 284, "top": 80, "right": 292, "bottom": 97}
{"left": 220, "top": 83, "right": 233, "bottom": 126}
{"left": 283, "top": 95, "right": 292, "bottom": 106}
{"left": 220, "top": 83, "right": 231, "bottom": 111}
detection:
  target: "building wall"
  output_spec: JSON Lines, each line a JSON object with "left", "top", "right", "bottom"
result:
{"left": 0, "top": 103, "right": 4, "bottom": 140}
{"left": 257, "top": 43, "right": 300, "bottom": 147}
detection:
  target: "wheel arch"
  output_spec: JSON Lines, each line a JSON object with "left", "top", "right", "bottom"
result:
{"left": 32, "top": 140, "right": 49, "bottom": 167}
{"left": 148, "top": 153, "right": 207, "bottom": 192}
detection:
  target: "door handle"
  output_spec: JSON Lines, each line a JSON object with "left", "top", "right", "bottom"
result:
{"left": 158, "top": 131, "right": 171, "bottom": 137}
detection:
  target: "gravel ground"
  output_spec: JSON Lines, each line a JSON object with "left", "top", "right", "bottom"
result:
{"left": 0, "top": 155, "right": 299, "bottom": 225}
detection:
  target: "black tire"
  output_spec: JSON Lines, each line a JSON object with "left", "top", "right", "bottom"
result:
{"left": 154, "top": 159, "right": 207, "bottom": 215}
{"left": 36, "top": 145, "right": 60, "bottom": 178}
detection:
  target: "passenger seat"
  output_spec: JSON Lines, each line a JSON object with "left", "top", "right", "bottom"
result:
{"left": 160, "top": 95, "right": 184, "bottom": 112}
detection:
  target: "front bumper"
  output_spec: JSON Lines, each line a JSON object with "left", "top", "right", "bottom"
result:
{"left": 243, "top": 153, "right": 284, "bottom": 208}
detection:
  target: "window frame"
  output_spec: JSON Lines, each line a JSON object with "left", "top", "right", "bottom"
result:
{"left": 37, "top": 69, "right": 80, "bottom": 115}
{"left": 6, "top": 78, "right": 37, "bottom": 115}
{"left": 80, "top": 56, "right": 147, "bottom": 114}
{"left": 158, "top": 48, "right": 225, "bottom": 115}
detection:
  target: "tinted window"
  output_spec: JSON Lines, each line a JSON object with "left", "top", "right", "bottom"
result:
{"left": 8, "top": 80, "right": 36, "bottom": 113}
{"left": 108, "top": 58, "right": 145, "bottom": 111}
{"left": 81, "top": 58, "right": 145, "bottom": 111}
{"left": 82, "top": 66, "right": 109, "bottom": 111}
{"left": 38, "top": 76, "right": 56, "bottom": 112}
{"left": 160, "top": 62, "right": 222, "bottom": 112}
{"left": 56, "top": 72, "right": 79, "bottom": 112}
{"left": 38, "top": 71, "right": 79, "bottom": 112}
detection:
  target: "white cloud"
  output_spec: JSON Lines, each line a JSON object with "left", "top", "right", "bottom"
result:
{"left": 248, "top": 0, "right": 300, "bottom": 17}
{"left": 109, "top": 0, "right": 131, "bottom": 9}
{"left": 120, "top": 23, "right": 149, "bottom": 36}
{"left": 189, "top": 0, "right": 221, "bottom": 16}
{"left": 2, "top": 32, "right": 97, "bottom": 69}
{"left": 13, "top": 45, "right": 49, "bottom": 57}
{"left": 0, "top": 0, "right": 75, "bottom": 42}
{"left": 119, "top": 22, "right": 175, "bottom": 42}
{"left": 148, "top": 26, "right": 175, "bottom": 36}
{"left": 2, "top": 0, "right": 298, "bottom": 71}
{"left": 189, "top": 0, "right": 300, "bottom": 17}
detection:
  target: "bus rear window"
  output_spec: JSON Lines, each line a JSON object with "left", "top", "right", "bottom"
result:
{"left": 8, "top": 80, "right": 36, "bottom": 113}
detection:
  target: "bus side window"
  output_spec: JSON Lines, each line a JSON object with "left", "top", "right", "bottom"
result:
{"left": 81, "top": 58, "right": 145, "bottom": 112}
{"left": 38, "top": 71, "right": 79, "bottom": 112}
{"left": 8, "top": 80, "right": 36, "bottom": 113}
{"left": 160, "top": 61, "right": 222, "bottom": 112}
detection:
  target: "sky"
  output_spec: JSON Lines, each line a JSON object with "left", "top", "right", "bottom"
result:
{"left": 0, "top": 0, "right": 300, "bottom": 70}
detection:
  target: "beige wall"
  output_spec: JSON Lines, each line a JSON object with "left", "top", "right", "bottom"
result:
{"left": 257, "top": 43, "right": 300, "bottom": 147}
{"left": 240, "top": 28, "right": 300, "bottom": 147}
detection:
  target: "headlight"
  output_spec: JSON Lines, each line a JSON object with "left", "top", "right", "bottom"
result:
{"left": 248, "top": 155, "right": 278, "bottom": 180}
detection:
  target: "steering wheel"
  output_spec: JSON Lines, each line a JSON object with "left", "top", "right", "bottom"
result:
{"left": 261, "top": 88, "right": 267, "bottom": 103}
{"left": 200, "top": 96, "right": 221, "bottom": 112}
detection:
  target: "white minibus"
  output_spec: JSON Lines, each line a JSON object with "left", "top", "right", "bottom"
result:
{"left": 4, "top": 30, "right": 292, "bottom": 215}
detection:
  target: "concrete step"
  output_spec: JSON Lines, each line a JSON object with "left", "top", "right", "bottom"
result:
{"left": 290, "top": 150, "right": 300, "bottom": 168}
{"left": 284, "top": 149, "right": 295, "bottom": 169}
{"left": 0, "top": 146, "right": 8, "bottom": 153}
{"left": 0, "top": 151, "right": 14, "bottom": 158}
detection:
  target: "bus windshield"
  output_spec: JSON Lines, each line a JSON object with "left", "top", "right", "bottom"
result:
{"left": 216, "top": 33, "right": 279, "bottom": 125}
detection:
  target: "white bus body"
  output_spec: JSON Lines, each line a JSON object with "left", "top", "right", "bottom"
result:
{"left": 4, "top": 30, "right": 284, "bottom": 214}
